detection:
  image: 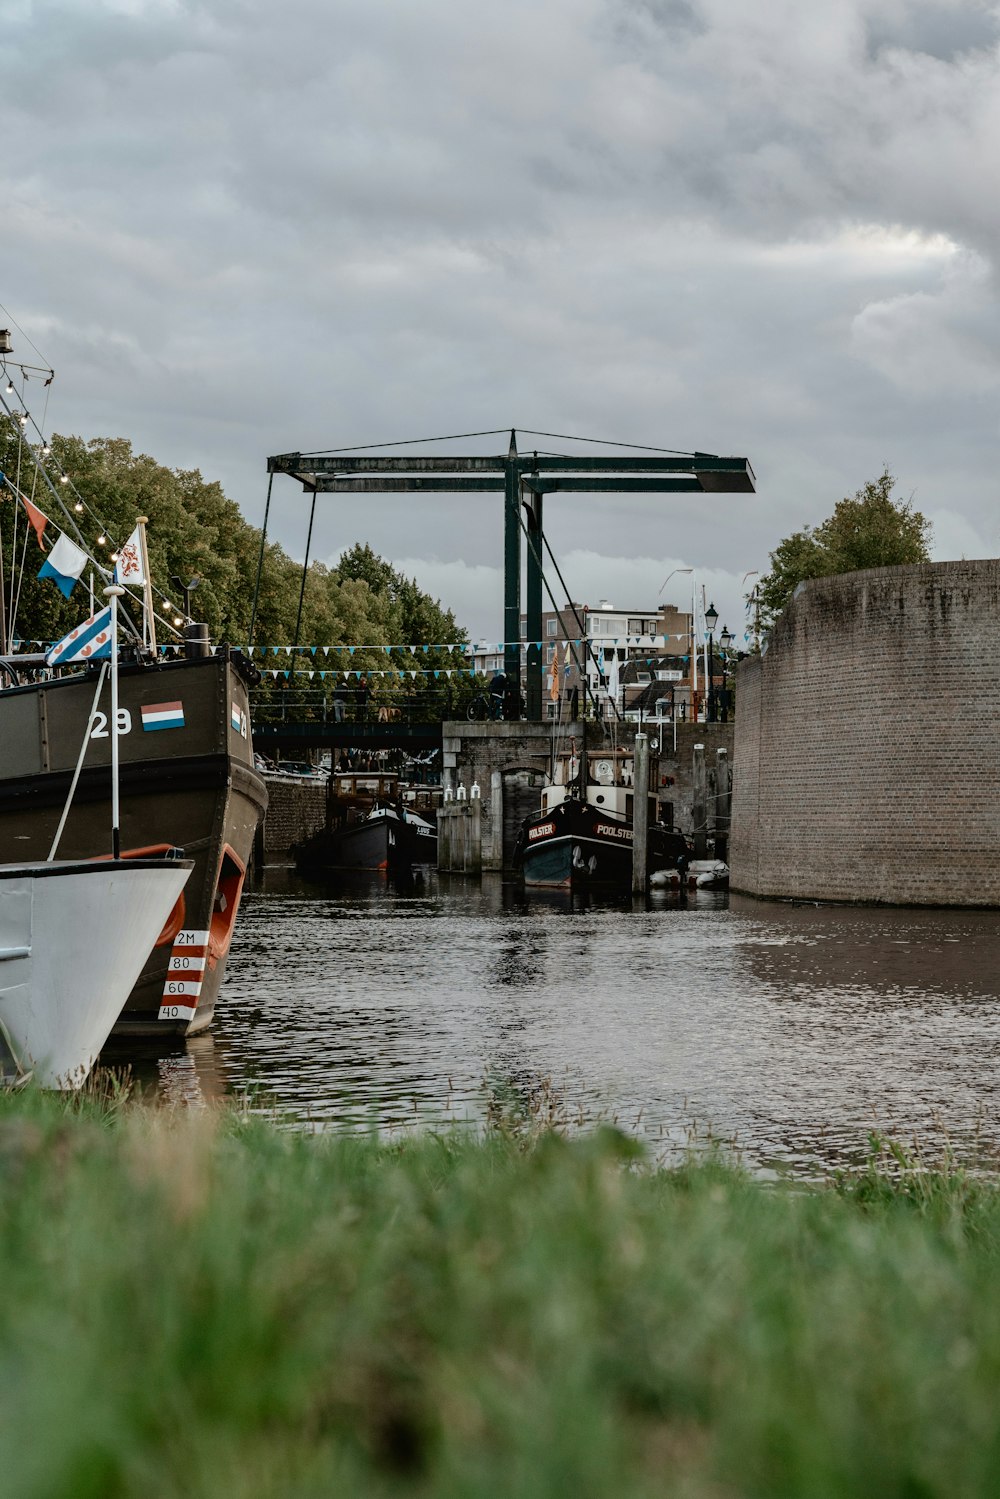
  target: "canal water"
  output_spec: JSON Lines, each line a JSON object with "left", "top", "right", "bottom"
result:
{"left": 135, "top": 871, "right": 1000, "bottom": 1177}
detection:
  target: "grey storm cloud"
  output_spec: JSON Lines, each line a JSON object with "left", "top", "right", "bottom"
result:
{"left": 2, "top": 0, "right": 1000, "bottom": 637}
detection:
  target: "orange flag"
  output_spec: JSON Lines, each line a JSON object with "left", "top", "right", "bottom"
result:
{"left": 21, "top": 496, "right": 49, "bottom": 549}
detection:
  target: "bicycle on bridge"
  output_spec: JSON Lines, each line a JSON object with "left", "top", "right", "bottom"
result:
{"left": 466, "top": 687, "right": 526, "bottom": 722}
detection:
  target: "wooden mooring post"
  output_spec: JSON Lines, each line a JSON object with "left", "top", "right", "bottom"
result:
{"left": 632, "top": 733, "right": 649, "bottom": 894}
{"left": 715, "top": 747, "right": 731, "bottom": 862}
{"left": 692, "top": 743, "right": 707, "bottom": 859}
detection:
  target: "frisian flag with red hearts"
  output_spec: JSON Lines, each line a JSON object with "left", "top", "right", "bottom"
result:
{"left": 45, "top": 605, "right": 113, "bottom": 667}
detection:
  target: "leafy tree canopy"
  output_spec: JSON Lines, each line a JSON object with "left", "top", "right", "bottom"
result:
{"left": 755, "top": 470, "right": 931, "bottom": 633}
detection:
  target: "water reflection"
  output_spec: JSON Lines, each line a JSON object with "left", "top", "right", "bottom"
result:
{"left": 116, "top": 870, "right": 1000, "bottom": 1176}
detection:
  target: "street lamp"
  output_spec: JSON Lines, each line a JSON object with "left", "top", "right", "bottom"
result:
{"left": 704, "top": 600, "right": 718, "bottom": 721}
{"left": 660, "top": 566, "right": 696, "bottom": 722}
{"left": 170, "top": 574, "right": 200, "bottom": 620}
{"left": 719, "top": 623, "right": 733, "bottom": 721}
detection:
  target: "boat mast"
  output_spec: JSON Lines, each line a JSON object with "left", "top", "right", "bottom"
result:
{"left": 106, "top": 583, "right": 124, "bottom": 859}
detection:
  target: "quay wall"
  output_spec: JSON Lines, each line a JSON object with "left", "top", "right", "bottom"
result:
{"left": 730, "top": 559, "right": 1000, "bottom": 906}
{"left": 254, "top": 777, "right": 326, "bottom": 865}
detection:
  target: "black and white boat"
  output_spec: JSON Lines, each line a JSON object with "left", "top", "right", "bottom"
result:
{"left": 514, "top": 744, "right": 691, "bottom": 892}
{"left": 295, "top": 802, "right": 437, "bottom": 876}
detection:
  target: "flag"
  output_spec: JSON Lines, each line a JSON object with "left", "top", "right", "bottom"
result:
{"left": 38, "top": 532, "right": 88, "bottom": 598}
{"left": 114, "top": 525, "right": 144, "bottom": 585}
{"left": 46, "top": 605, "right": 112, "bottom": 666}
{"left": 20, "top": 495, "right": 49, "bottom": 549}
{"left": 549, "top": 651, "right": 560, "bottom": 702}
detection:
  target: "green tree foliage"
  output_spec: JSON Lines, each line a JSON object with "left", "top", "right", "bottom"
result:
{"left": 755, "top": 470, "right": 931, "bottom": 632}
{"left": 0, "top": 426, "right": 471, "bottom": 718}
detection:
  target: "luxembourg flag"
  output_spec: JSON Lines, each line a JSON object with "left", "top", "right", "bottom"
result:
{"left": 38, "top": 531, "right": 88, "bottom": 598}
{"left": 46, "top": 606, "right": 113, "bottom": 666}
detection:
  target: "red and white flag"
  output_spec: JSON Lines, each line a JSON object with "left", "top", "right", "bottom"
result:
{"left": 114, "top": 525, "right": 145, "bottom": 585}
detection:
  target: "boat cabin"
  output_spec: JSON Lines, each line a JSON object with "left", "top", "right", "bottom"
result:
{"left": 540, "top": 747, "right": 670, "bottom": 825}
{"left": 332, "top": 772, "right": 399, "bottom": 800}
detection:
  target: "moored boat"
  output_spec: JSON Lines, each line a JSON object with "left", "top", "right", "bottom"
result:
{"left": 0, "top": 854, "right": 192, "bottom": 1088}
{"left": 295, "top": 802, "right": 438, "bottom": 875}
{"left": 0, "top": 646, "right": 267, "bottom": 1035}
{"left": 514, "top": 744, "right": 691, "bottom": 892}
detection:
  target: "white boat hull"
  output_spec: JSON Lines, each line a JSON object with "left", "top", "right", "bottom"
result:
{"left": 0, "top": 859, "right": 191, "bottom": 1089}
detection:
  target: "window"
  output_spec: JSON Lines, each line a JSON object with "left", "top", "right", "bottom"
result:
{"left": 519, "top": 616, "right": 527, "bottom": 638}
{"left": 546, "top": 619, "right": 558, "bottom": 636}
{"left": 636, "top": 671, "right": 651, "bottom": 684}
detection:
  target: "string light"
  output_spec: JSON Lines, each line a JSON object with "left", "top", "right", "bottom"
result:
{"left": 97, "top": 533, "right": 106, "bottom": 546}
{"left": 41, "top": 444, "right": 50, "bottom": 456}
{"left": 74, "top": 500, "right": 84, "bottom": 513}
{"left": 110, "top": 551, "right": 119, "bottom": 563}
{"left": 5, "top": 381, "right": 13, "bottom": 395}
{"left": 173, "top": 615, "right": 184, "bottom": 627}
{"left": 59, "top": 473, "right": 68, "bottom": 485}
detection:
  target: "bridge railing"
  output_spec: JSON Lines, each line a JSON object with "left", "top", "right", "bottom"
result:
{"left": 251, "top": 684, "right": 472, "bottom": 726}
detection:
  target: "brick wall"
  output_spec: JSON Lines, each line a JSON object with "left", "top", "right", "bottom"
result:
{"left": 258, "top": 778, "right": 327, "bottom": 862}
{"left": 730, "top": 560, "right": 1000, "bottom": 905}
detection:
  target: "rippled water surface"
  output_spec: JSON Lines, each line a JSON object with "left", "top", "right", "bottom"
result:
{"left": 135, "top": 871, "right": 1000, "bottom": 1175}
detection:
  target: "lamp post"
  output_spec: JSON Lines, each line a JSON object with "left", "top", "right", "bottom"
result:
{"left": 660, "top": 566, "right": 695, "bottom": 721}
{"left": 704, "top": 600, "right": 718, "bottom": 721}
{"left": 719, "top": 623, "right": 733, "bottom": 721}
{"left": 170, "top": 574, "right": 201, "bottom": 620}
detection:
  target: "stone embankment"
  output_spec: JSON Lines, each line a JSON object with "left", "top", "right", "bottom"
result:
{"left": 730, "top": 558, "right": 1000, "bottom": 906}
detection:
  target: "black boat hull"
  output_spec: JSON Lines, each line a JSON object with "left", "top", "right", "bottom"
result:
{"left": 295, "top": 810, "right": 437, "bottom": 875}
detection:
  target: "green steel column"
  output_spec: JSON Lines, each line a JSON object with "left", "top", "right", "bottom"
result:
{"left": 524, "top": 484, "right": 543, "bottom": 721}
{"left": 503, "top": 430, "right": 521, "bottom": 698}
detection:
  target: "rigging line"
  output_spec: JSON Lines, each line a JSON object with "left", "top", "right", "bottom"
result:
{"left": 305, "top": 428, "right": 511, "bottom": 455}
{"left": 293, "top": 489, "right": 317, "bottom": 650}
{"left": 0, "top": 469, "right": 150, "bottom": 646}
{"left": 0, "top": 386, "right": 125, "bottom": 560}
{"left": 517, "top": 428, "right": 700, "bottom": 456}
{"left": 8, "top": 522, "right": 31, "bottom": 644}
{"left": 0, "top": 300, "right": 54, "bottom": 375}
{"left": 247, "top": 471, "right": 273, "bottom": 650}
{"left": 538, "top": 524, "right": 625, "bottom": 724}
{"left": 514, "top": 504, "right": 621, "bottom": 724}
{"left": 0, "top": 395, "right": 88, "bottom": 548}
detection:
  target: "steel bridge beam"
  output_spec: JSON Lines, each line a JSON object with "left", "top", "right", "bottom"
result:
{"left": 264, "top": 440, "right": 755, "bottom": 724}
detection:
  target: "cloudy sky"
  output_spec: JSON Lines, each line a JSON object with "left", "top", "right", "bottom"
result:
{"left": 4, "top": 0, "right": 999, "bottom": 643}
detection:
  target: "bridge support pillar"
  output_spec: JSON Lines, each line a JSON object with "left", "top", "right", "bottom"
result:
{"left": 503, "top": 430, "right": 521, "bottom": 702}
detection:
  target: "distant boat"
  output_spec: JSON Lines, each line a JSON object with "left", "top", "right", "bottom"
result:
{"left": 295, "top": 802, "right": 438, "bottom": 875}
{"left": 514, "top": 741, "right": 692, "bottom": 892}
{"left": 0, "top": 854, "right": 191, "bottom": 1088}
{"left": 293, "top": 768, "right": 438, "bottom": 876}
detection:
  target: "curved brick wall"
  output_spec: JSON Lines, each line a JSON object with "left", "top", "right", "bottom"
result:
{"left": 730, "top": 559, "right": 1000, "bottom": 906}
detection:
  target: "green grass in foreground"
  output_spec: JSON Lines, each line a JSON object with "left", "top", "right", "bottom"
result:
{"left": 0, "top": 1090, "right": 999, "bottom": 1498}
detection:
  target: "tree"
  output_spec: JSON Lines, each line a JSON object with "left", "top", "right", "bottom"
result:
{"left": 755, "top": 470, "right": 931, "bottom": 632}
{"left": 0, "top": 421, "right": 471, "bottom": 721}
